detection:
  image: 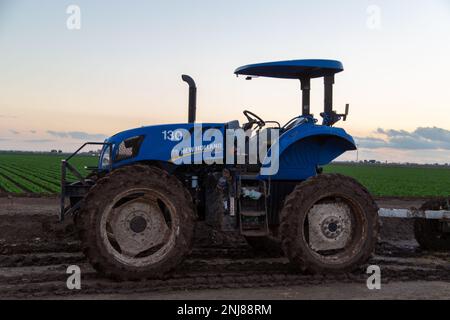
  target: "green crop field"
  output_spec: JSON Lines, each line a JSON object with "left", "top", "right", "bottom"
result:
{"left": 0, "top": 153, "right": 98, "bottom": 194}
{"left": 0, "top": 152, "right": 449, "bottom": 196}
{"left": 324, "top": 164, "right": 450, "bottom": 197}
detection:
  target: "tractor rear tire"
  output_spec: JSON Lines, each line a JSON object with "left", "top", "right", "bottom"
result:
{"left": 280, "top": 174, "right": 379, "bottom": 273}
{"left": 414, "top": 198, "right": 450, "bottom": 251}
{"left": 78, "top": 164, "right": 195, "bottom": 280}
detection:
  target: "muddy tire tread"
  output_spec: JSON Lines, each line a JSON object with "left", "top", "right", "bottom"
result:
{"left": 280, "top": 173, "right": 379, "bottom": 273}
{"left": 78, "top": 164, "right": 195, "bottom": 280}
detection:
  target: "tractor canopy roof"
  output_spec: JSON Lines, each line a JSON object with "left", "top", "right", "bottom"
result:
{"left": 234, "top": 59, "right": 343, "bottom": 79}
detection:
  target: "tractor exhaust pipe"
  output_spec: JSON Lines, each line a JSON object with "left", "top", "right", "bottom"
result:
{"left": 182, "top": 75, "right": 197, "bottom": 123}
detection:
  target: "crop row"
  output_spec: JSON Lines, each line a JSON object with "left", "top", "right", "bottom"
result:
{"left": 0, "top": 166, "right": 48, "bottom": 193}
{"left": 0, "top": 173, "right": 24, "bottom": 193}
{"left": 0, "top": 154, "right": 97, "bottom": 194}
{"left": 0, "top": 165, "right": 60, "bottom": 193}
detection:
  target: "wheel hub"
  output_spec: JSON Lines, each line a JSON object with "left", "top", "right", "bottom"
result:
{"left": 321, "top": 217, "right": 343, "bottom": 239}
{"left": 129, "top": 215, "right": 148, "bottom": 233}
{"left": 110, "top": 198, "right": 170, "bottom": 257}
{"left": 308, "top": 203, "right": 352, "bottom": 251}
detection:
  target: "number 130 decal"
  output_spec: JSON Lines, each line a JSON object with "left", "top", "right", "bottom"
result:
{"left": 162, "top": 130, "right": 183, "bottom": 142}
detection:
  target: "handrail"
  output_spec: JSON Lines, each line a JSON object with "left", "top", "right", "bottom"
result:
{"left": 60, "top": 142, "right": 112, "bottom": 221}
{"left": 66, "top": 142, "right": 111, "bottom": 161}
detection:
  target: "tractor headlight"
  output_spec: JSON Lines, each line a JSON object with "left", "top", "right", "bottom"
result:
{"left": 115, "top": 135, "right": 144, "bottom": 162}
{"left": 100, "top": 149, "right": 111, "bottom": 168}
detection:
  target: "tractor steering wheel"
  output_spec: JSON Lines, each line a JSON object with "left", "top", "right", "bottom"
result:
{"left": 243, "top": 110, "right": 265, "bottom": 131}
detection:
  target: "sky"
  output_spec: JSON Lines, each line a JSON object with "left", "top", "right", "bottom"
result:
{"left": 0, "top": 0, "right": 450, "bottom": 163}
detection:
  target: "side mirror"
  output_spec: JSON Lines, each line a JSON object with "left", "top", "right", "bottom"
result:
{"left": 322, "top": 104, "right": 350, "bottom": 126}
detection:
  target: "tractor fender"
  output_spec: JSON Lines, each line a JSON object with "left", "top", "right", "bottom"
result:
{"left": 259, "top": 124, "right": 356, "bottom": 180}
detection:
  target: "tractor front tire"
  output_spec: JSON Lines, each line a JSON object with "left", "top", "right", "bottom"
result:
{"left": 280, "top": 174, "right": 379, "bottom": 273}
{"left": 414, "top": 198, "right": 450, "bottom": 251}
{"left": 78, "top": 165, "right": 195, "bottom": 280}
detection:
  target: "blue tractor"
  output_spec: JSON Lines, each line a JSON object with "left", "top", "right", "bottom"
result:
{"left": 61, "top": 59, "right": 379, "bottom": 280}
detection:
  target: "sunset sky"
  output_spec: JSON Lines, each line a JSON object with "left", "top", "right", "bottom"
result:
{"left": 1, "top": 0, "right": 450, "bottom": 163}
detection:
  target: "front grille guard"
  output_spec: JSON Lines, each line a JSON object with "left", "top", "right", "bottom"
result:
{"left": 60, "top": 142, "right": 112, "bottom": 221}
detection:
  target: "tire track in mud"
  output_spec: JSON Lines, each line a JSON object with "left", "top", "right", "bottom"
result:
{"left": 1, "top": 264, "right": 449, "bottom": 299}
{"left": 0, "top": 238, "right": 441, "bottom": 267}
{"left": 0, "top": 240, "right": 448, "bottom": 299}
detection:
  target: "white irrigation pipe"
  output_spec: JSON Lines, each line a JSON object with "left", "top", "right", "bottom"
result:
{"left": 378, "top": 208, "right": 450, "bottom": 220}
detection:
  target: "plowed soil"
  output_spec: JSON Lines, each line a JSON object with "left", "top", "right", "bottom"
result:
{"left": 0, "top": 196, "right": 448, "bottom": 299}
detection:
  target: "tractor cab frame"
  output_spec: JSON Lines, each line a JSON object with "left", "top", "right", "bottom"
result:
{"left": 234, "top": 59, "right": 349, "bottom": 127}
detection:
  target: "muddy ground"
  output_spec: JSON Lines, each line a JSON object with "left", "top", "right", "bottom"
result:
{"left": 0, "top": 196, "right": 448, "bottom": 300}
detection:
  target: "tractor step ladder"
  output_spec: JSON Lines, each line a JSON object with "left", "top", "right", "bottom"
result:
{"left": 238, "top": 176, "right": 270, "bottom": 236}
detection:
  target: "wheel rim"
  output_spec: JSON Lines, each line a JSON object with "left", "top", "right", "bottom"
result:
{"left": 301, "top": 194, "right": 366, "bottom": 265}
{"left": 100, "top": 188, "right": 178, "bottom": 267}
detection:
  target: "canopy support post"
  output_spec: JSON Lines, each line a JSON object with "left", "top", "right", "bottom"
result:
{"left": 300, "top": 77, "right": 311, "bottom": 116}
{"left": 324, "top": 75, "right": 334, "bottom": 115}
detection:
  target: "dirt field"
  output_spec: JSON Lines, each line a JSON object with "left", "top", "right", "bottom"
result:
{"left": 0, "top": 196, "right": 448, "bottom": 300}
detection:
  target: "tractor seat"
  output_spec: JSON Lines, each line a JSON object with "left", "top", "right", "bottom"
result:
{"left": 226, "top": 120, "right": 240, "bottom": 130}
{"left": 257, "top": 127, "right": 277, "bottom": 151}
{"left": 248, "top": 127, "right": 279, "bottom": 164}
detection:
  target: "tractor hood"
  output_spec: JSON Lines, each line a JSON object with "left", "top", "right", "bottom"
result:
{"left": 99, "top": 123, "right": 227, "bottom": 169}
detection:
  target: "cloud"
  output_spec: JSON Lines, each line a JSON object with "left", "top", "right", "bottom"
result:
{"left": 46, "top": 130, "right": 107, "bottom": 140}
{"left": 354, "top": 137, "right": 388, "bottom": 149}
{"left": 356, "top": 127, "right": 450, "bottom": 150}
{"left": 414, "top": 127, "right": 450, "bottom": 143}
{"left": 46, "top": 130, "right": 67, "bottom": 138}
{"left": 22, "top": 139, "right": 55, "bottom": 143}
